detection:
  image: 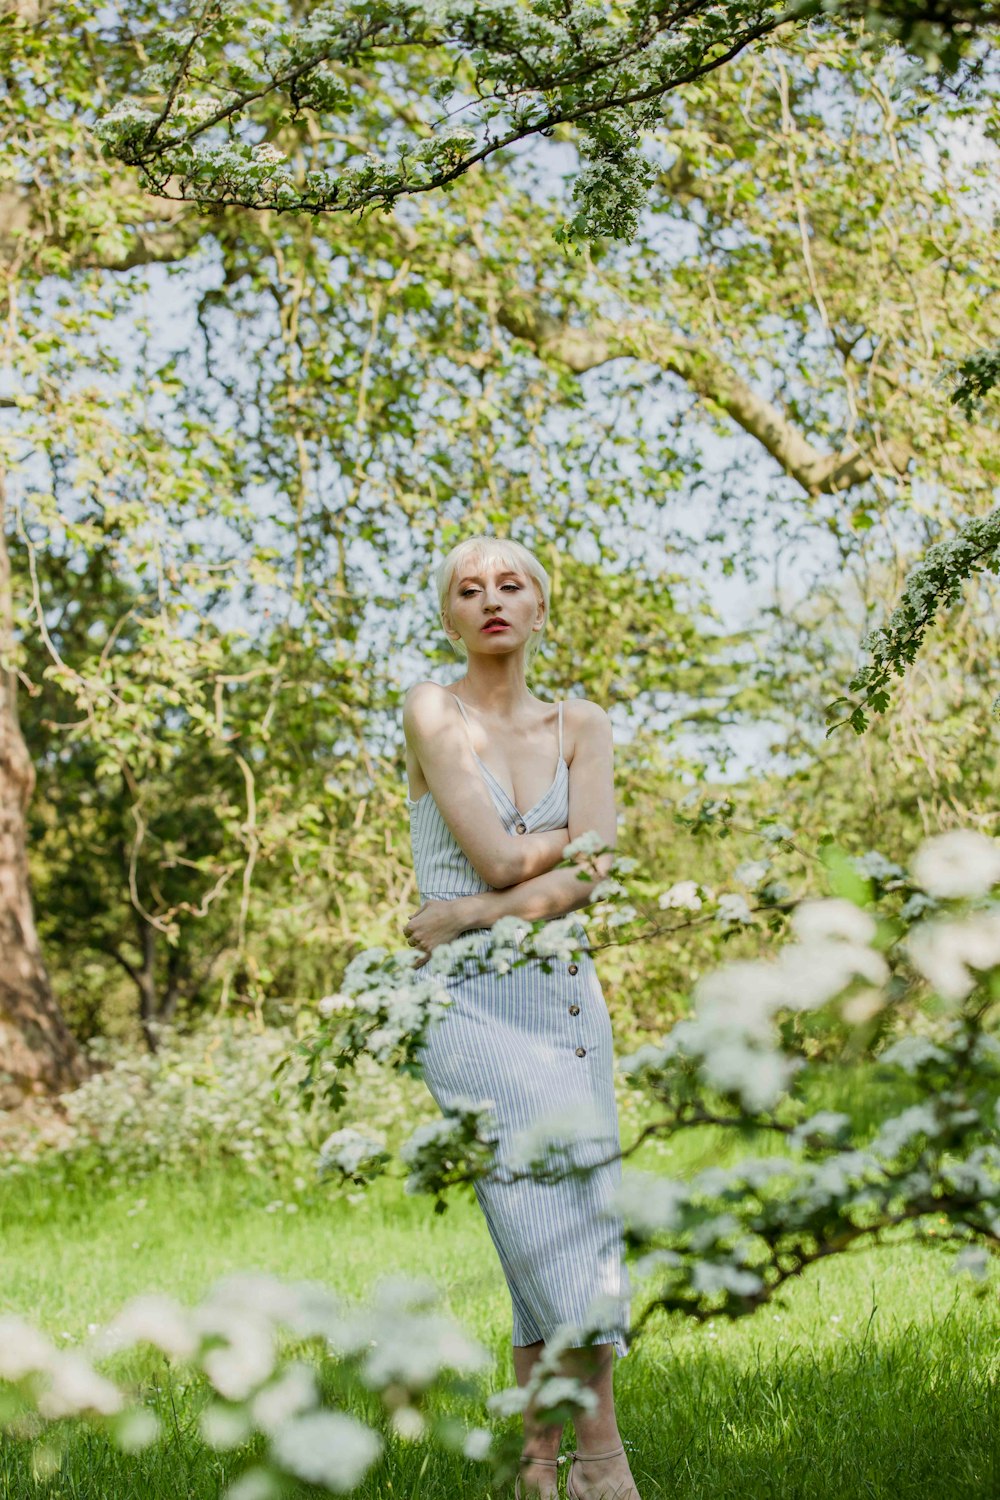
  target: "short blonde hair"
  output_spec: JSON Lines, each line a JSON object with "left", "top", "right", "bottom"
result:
{"left": 436, "top": 535, "right": 551, "bottom": 665}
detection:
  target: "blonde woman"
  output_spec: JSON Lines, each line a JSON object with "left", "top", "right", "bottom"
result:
{"left": 403, "top": 536, "right": 640, "bottom": 1500}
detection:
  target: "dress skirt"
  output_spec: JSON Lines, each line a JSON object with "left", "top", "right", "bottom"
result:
{"left": 415, "top": 921, "right": 631, "bottom": 1357}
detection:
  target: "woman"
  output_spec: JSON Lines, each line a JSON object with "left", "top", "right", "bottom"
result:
{"left": 402, "top": 535, "right": 640, "bottom": 1500}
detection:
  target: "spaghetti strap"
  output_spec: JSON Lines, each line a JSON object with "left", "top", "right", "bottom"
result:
{"left": 557, "top": 700, "right": 564, "bottom": 759}
{"left": 453, "top": 694, "right": 472, "bottom": 726}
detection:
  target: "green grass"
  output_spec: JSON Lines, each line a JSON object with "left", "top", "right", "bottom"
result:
{"left": 1, "top": 1127, "right": 999, "bottom": 1500}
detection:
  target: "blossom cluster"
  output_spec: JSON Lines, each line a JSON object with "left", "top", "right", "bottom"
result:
{"left": 0, "top": 1273, "right": 498, "bottom": 1497}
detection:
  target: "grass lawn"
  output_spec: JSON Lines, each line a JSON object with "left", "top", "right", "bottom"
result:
{"left": 2, "top": 1122, "right": 999, "bottom": 1499}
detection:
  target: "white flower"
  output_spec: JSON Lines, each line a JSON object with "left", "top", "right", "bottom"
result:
{"left": 532, "top": 1375, "right": 599, "bottom": 1412}
{"left": 391, "top": 1405, "right": 426, "bottom": 1440}
{"left": 703, "top": 1041, "right": 791, "bottom": 1113}
{"left": 790, "top": 898, "right": 876, "bottom": 946}
{"left": 462, "top": 1427, "right": 494, "bottom": 1460}
{"left": 879, "top": 1037, "right": 949, "bottom": 1073}
{"left": 270, "top": 1410, "right": 382, "bottom": 1490}
{"left": 96, "top": 1293, "right": 197, "bottom": 1360}
{"left": 658, "top": 880, "right": 702, "bottom": 911}
{"left": 906, "top": 910, "right": 1000, "bottom": 1001}
{"left": 606, "top": 903, "right": 637, "bottom": 928}
{"left": 224, "top": 1470, "right": 280, "bottom": 1500}
{"left": 691, "top": 1262, "right": 763, "bottom": 1297}
{"left": 503, "top": 1107, "right": 590, "bottom": 1170}
{"left": 488, "top": 916, "right": 531, "bottom": 947}
{"left": 790, "top": 1112, "right": 851, "bottom": 1148}
{"left": 734, "top": 860, "right": 771, "bottom": 889}
{"left": 37, "top": 1351, "right": 124, "bottom": 1418}
{"left": 195, "top": 1306, "right": 275, "bottom": 1401}
{"left": 0, "top": 1316, "right": 55, "bottom": 1379}
{"left": 528, "top": 916, "right": 584, "bottom": 962}
{"left": 715, "top": 893, "right": 754, "bottom": 926}
{"left": 563, "top": 830, "right": 607, "bottom": 858}
{"left": 318, "top": 992, "right": 353, "bottom": 1016}
{"left": 612, "top": 1171, "right": 688, "bottom": 1234}
{"left": 251, "top": 1363, "right": 318, "bottom": 1433}
{"left": 871, "top": 1104, "right": 941, "bottom": 1158}
{"left": 912, "top": 830, "right": 1000, "bottom": 899}
{"left": 773, "top": 939, "right": 888, "bottom": 1011}
{"left": 760, "top": 824, "right": 794, "bottom": 844}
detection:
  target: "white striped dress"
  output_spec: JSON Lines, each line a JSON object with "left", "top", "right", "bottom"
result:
{"left": 406, "top": 694, "right": 631, "bottom": 1357}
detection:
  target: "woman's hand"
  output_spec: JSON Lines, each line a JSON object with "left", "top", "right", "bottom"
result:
{"left": 403, "top": 897, "right": 479, "bottom": 968}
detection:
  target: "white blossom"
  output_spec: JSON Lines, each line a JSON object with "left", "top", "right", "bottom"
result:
{"left": 760, "top": 823, "right": 794, "bottom": 843}
{"left": 0, "top": 1316, "right": 56, "bottom": 1379}
{"left": 36, "top": 1351, "right": 124, "bottom": 1419}
{"left": 224, "top": 1470, "right": 280, "bottom": 1500}
{"left": 791, "top": 1112, "right": 851, "bottom": 1147}
{"left": 462, "top": 1426, "right": 494, "bottom": 1460}
{"left": 527, "top": 916, "right": 585, "bottom": 962}
{"left": 691, "top": 1262, "right": 763, "bottom": 1297}
{"left": 790, "top": 898, "right": 876, "bottom": 946}
{"left": 318, "top": 991, "right": 353, "bottom": 1016}
{"left": 270, "top": 1409, "right": 382, "bottom": 1490}
{"left": 906, "top": 910, "right": 1000, "bottom": 1000}
{"left": 879, "top": 1036, "right": 950, "bottom": 1073}
{"left": 658, "top": 879, "right": 703, "bottom": 911}
{"left": 251, "top": 1363, "right": 318, "bottom": 1433}
{"left": 871, "top": 1104, "right": 941, "bottom": 1158}
{"left": 715, "top": 892, "right": 754, "bottom": 926}
{"left": 95, "top": 1293, "right": 198, "bottom": 1360}
{"left": 911, "top": 829, "right": 1000, "bottom": 898}
{"left": 563, "top": 830, "right": 606, "bottom": 857}
{"left": 612, "top": 1171, "right": 688, "bottom": 1234}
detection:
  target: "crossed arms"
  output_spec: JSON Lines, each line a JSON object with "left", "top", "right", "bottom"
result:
{"left": 403, "top": 682, "right": 617, "bottom": 929}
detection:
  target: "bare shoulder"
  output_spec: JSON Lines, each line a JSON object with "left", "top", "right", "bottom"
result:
{"left": 403, "top": 680, "right": 457, "bottom": 735}
{"left": 563, "top": 697, "right": 613, "bottom": 754}
{"left": 564, "top": 697, "right": 612, "bottom": 732}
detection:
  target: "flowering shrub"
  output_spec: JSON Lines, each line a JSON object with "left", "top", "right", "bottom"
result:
{"left": 0, "top": 1272, "right": 517, "bottom": 1497}
{"left": 300, "top": 824, "right": 1000, "bottom": 1331}
{"left": 0, "top": 1018, "right": 439, "bottom": 1183}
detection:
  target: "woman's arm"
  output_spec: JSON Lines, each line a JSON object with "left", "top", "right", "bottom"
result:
{"left": 404, "top": 681, "right": 568, "bottom": 889}
{"left": 456, "top": 699, "right": 616, "bottom": 927}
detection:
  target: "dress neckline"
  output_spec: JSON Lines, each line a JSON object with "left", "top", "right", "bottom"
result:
{"left": 452, "top": 692, "right": 565, "bottom": 822}
{"left": 472, "top": 750, "right": 568, "bottom": 822}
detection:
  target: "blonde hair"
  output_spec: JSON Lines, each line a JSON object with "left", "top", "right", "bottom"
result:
{"left": 436, "top": 535, "right": 551, "bottom": 665}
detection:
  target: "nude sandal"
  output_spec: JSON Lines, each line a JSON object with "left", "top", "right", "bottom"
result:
{"left": 566, "top": 1442, "right": 631, "bottom": 1500}
{"left": 515, "top": 1453, "right": 562, "bottom": 1499}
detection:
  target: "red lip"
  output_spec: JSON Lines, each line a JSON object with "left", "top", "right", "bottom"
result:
{"left": 481, "top": 620, "right": 510, "bottom": 632}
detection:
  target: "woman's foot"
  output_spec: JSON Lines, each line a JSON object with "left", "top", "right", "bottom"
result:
{"left": 568, "top": 1445, "right": 640, "bottom": 1500}
{"left": 518, "top": 1454, "right": 562, "bottom": 1498}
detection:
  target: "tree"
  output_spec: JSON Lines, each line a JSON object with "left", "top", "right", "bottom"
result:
{"left": 0, "top": 475, "right": 86, "bottom": 1103}
{"left": 1, "top": 0, "right": 997, "bottom": 1096}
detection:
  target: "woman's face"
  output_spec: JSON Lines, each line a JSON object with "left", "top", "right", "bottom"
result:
{"left": 444, "top": 557, "right": 544, "bottom": 658}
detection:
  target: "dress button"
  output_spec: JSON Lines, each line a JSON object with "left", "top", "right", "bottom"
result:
{"left": 516, "top": 821, "right": 527, "bottom": 834}
{"left": 569, "top": 1004, "right": 580, "bottom": 1016}
{"left": 568, "top": 963, "right": 578, "bottom": 975}
{"left": 575, "top": 1046, "right": 587, "bottom": 1058}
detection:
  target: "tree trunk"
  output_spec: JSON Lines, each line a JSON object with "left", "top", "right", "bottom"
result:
{"left": 0, "top": 470, "right": 86, "bottom": 1107}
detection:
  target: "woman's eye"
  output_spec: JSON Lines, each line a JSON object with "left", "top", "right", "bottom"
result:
{"left": 502, "top": 584, "right": 520, "bottom": 591}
